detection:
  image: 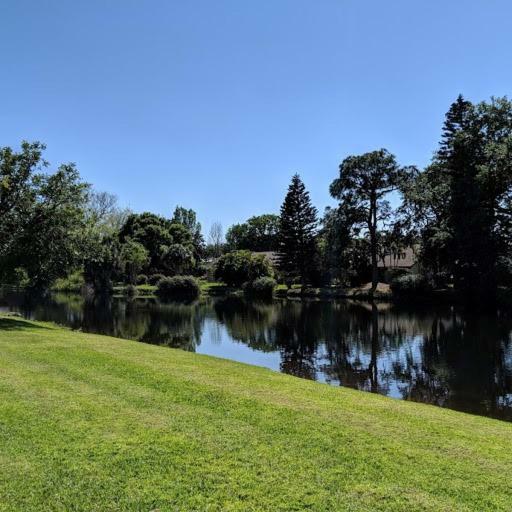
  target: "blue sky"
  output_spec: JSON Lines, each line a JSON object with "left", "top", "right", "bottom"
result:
{"left": 1, "top": 1, "right": 511, "bottom": 234}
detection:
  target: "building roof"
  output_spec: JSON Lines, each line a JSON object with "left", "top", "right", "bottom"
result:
{"left": 377, "top": 246, "right": 416, "bottom": 269}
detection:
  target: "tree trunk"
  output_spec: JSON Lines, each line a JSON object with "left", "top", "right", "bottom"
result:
{"left": 369, "top": 195, "right": 378, "bottom": 295}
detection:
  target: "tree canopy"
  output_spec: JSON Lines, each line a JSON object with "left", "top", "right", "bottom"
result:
{"left": 402, "top": 95, "right": 512, "bottom": 301}
{"left": 214, "top": 250, "right": 273, "bottom": 287}
{"left": 226, "top": 214, "right": 280, "bottom": 252}
{"left": 0, "top": 142, "right": 89, "bottom": 288}
{"left": 330, "top": 149, "right": 414, "bottom": 294}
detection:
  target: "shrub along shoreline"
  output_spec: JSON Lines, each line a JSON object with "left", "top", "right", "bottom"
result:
{"left": 45, "top": 267, "right": 512, "bottom": 304}
{"left": 1, "top": 315, "right": 511, "bottom": 511}
{"left": 50, "top": 279, "right": 457, "bottom": 303}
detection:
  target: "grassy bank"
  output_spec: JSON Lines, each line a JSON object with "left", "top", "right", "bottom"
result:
{"left": 52, "top": 278, "right": 394, "bottom": 300}
{"left": 1, "top": 317, "right": 511, "bottom": 511}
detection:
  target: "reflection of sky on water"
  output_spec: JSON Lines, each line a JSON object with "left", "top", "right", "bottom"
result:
{"left": 197, "top": 318, "right": 282, "bottom": 371}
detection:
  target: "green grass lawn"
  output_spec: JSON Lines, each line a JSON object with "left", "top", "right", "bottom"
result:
{"left": 198, "top": 279, "right": 230, "bottom": 295}
{"left": 1, "top": 316, "right": 511, "bottom": 511}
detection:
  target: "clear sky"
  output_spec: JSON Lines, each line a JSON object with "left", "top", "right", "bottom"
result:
{"left": 1, "top": 1, "right": 511, "bottom": 234}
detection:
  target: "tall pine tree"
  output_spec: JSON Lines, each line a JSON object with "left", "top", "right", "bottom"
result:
{"left": 439, "top": 95, "right": 487, "bottom": 296}
{"left": 433, "top": 95, "right": 500, "bottom": 300}
{"left": 278, "top": 174, "right": 318, "bottom": 285}
{"left": 404, "top": 95, "right": 512, "bottom": 304}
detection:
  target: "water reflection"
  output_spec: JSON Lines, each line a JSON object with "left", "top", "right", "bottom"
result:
{"left": 1, "top": 290, "right": 511, "bottom": 421}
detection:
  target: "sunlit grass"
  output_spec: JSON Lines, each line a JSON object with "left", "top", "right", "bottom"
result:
{"left": 0, "top": 316, "right": 511, "bottom": 511}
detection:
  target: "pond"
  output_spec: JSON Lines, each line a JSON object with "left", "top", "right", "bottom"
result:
{"left": 1, "top": 290, "right": 512, "bottom": 421}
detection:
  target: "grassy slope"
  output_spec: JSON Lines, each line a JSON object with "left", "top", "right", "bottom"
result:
{"left": 0, "top": 318, "right": 511, "bottom": 511}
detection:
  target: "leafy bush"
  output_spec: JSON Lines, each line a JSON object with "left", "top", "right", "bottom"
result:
{"left": 156, "top": 276, "right": 200, "bottom": 300}
{"left": 149, "top": 273, "right": 166, "bottom": 286}
{"left": 214, "top": 251, "right": 273, "bottom": 287}
{"left": 390, "top": 274, "right": 433, "bottom": 298}
{"left": 136, "top": 274, "right": 148, "bottom": 285}
{"left": 244, "top": 277, "right": 277, "bottom": 298}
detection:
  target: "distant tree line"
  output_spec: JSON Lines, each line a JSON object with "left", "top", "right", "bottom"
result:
{"left": 1, "top": 94, "right": 511, "bottom": 304}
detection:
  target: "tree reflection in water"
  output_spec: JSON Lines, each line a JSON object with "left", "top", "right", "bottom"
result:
{"left": 2, "top": 289, "right": 512, "bottom": 420}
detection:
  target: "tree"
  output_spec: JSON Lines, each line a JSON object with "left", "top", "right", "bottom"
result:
{"left": 120, "top": 240, "right": 149, "bottom": 284}
{"left": 278, "top": 174, "right": 319, "bottom": 285}
{"left": 226, "top": 214, "right": 280, "bottom": 252}
{"left": 88, "top": 190, "right": 117, "bottom": 223}
{"left": 208, "top": 221, "right": 224, "bottom": 257}
{"left": 319, "top": 207, "right": 352, "bottom": 284}
{"left": 399, "top": 163, "right": 449, "bottom": 276}
{"left": 161, "top": 243, "right": 194, "bottom": 275}
{"left": 0, "top": 142, "right": 90, "bottom": 289}
{"left": 87, "top": 190, "right": 132, "bottom": 233}
{"left": 330, "top": 149, "right": 413, "bottom": 295}
{"left": 214, "top": 250, "right": 273, "bottom": 287}
{"left": 172, "top": 206, "right": 205, "bottom": 259}
{"left": 83, "top": 234, "right": 120, "bottom": 293}
{"left": 118, "top": 212, "right": 202, "bottom": 279}
{"left": 119, "top": 212, "right": 173, "bottom": 272}
{"left": 402, "top": 95, "right": 512, "bottom": 301}
{"left": 0, "top": 141, "right": 45, "bottom": 266}
{"left": 19, "top": 164, "right": 90, "bottom": 288}
{"left": 83, "top": 190, "right": 130, "bottom": 293}
{"left": 441, "top": 96, "right": 512, "bottom": 299}
{"left": 169, "top": 222, "right": 193, "bottom": 246}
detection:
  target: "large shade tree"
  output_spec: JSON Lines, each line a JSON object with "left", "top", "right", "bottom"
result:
{"left": 119, "top": 212, "right": 173, "bottom": 271}
{"left": 118, "top": 211, "right": 199, "bottom": 278}
{"left": 0, "top": 141, "right": 90, "bottom": 289}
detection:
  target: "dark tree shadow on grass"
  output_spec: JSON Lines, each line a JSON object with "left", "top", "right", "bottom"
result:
{"left": 0, "top": 317, "right": 51, "bottom": 331}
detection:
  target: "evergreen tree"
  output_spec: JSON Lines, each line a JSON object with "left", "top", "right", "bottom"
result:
{"left": 430, "top": 95, "right": 511, "bottom": 300}
{"left": 439, "top": 95, "right": 487, "bottom": 295}
{"left": 278, "top": 174, "right": 318, "bottom": 285}
{"left": 403, "top": 95, "right": 512, "bottom": 303}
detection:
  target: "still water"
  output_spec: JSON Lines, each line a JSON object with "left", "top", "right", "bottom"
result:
{"left": 2, "top": 290, "right": 512, "bottom": 421}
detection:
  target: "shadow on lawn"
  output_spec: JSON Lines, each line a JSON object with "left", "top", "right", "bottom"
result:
{"left": 0, "top": 317, "right": 51, "bottom": 331}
